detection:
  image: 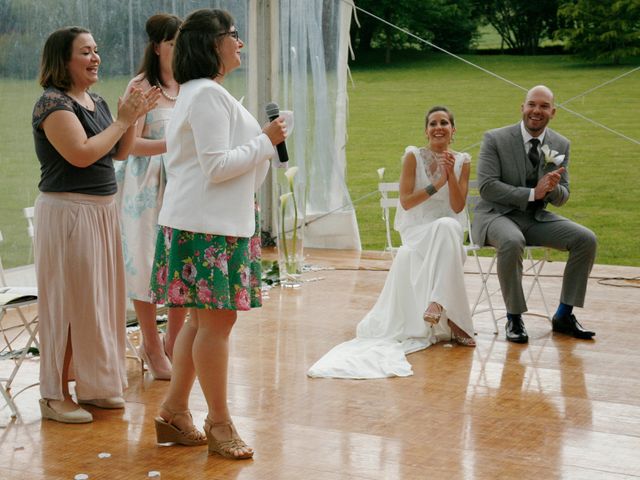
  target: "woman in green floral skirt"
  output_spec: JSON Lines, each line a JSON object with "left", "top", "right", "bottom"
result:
{"left": 148, "top": 9, "right": 287, "bottom": 460}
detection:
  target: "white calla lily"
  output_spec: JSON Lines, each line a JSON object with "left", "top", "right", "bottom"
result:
{"left": 377, "top": 167, "right": 385, "bottom": 180}
{"left": 541, "top": 144, "right": 565, "bottom": 167}
{"left": 280, "top": 192, "right": 293, "bottom": 205}
{"left": 279, "top": 167, "right": 303, "bottom": 277}
{"left": 284, "top": 166, "right": 298, "bottom": 183}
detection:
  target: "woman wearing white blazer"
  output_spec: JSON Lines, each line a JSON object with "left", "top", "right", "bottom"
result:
{"left": 149, "top": 9, "right": 286, "bottom": 460}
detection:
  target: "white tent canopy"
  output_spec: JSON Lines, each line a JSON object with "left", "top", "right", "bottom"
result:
{"left": 0, "top": 0, "right": 361, "bottom": 263}
{"left": 250, "top": 0, "right": 360, "bottom": 250}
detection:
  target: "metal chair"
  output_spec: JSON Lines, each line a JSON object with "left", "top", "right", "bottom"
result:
{"left": 465, "top": 181, "right": 552, "bottom": 333}
{"left": 0, "top": 229, "right": 39, "bottom": 417}
{"left": 377, "top": 178, "right": 552, "bottom": 335}
{"left": 23, "top": 207, "right": 35, "bottom": 264}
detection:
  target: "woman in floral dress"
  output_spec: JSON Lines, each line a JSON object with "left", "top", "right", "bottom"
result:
{"left": 149, "top": 9, "right": 287, "bottom": 459}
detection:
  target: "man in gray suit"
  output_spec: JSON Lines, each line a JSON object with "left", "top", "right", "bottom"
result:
{"left": 472, "top": 85, "right": 597, "bottom": 343}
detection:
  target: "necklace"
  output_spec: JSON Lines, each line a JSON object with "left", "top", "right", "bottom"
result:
{"left": 160, "top": 87, "right": 178, "bottom": 102}
{"left": 68, "top": 91, "right": 92, "bottom": 109}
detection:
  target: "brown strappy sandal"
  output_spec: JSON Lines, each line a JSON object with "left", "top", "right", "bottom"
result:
{"left": 154, "top": 405, "right": 207, "bottom": 446}
{"left": 204, "top": 417, "right": 254, "bottom": 460}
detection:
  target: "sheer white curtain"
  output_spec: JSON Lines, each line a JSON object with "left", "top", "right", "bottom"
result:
{"left": 0, "top": 0, "right": 359, "bottom": 268}
{"left": 0, "top": 0, "right": 254, "bottom": 267}
{"left": 273, "top": 0, "right": 361, "bottom": 249}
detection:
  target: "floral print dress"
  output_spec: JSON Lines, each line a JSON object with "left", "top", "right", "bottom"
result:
{"left": 149, "top": 205, "right": 263, "bottom": 310}
{"left": 115, "top": 108, "right": 171, "bottom": 301}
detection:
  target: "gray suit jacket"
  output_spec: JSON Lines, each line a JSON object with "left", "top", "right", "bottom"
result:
{"left": 471, "top": 123, "right": 571, "bottom": 246}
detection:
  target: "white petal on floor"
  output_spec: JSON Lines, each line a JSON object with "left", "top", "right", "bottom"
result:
{"left": 148, "top": 471, "right": 161, "bottom": 478}
{"left": 74, "top": 474, "right": 89, "bottom": 480}
{"left": 98, "top": 452, "right": 111, "bottom": 458}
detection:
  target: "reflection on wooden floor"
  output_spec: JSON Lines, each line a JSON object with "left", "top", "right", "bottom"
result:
{"left": 2, "top": 248, "right": 640, "bottom": 479}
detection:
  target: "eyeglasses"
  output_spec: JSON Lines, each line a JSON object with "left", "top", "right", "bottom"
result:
{"left": 219, "top": 30, "right": 239, "bottom": 41}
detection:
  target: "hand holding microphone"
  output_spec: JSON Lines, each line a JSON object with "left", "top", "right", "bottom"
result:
{"left": 264, "top": 102, "right": 289, "bottom": 163}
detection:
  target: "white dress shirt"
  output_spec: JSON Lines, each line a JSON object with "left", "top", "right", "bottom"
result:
{"left": 158, "top": 78, "right": 275, "bottom": 237}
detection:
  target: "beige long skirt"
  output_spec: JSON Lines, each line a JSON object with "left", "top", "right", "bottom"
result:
{"left": 34, "top": 192, "right": 127, "bottom": 400}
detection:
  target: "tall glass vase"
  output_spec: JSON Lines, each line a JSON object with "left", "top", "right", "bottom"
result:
{"left": 276, "top": 181, "right": 305, "bottom": 287}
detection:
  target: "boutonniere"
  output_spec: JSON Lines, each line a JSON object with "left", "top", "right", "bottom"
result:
{"left": 541, "top": 144, "right": 565, "bottom": 170}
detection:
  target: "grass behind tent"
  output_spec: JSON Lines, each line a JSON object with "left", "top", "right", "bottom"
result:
{"left": 0, "top": 53, "right": 638, "bottom": 267}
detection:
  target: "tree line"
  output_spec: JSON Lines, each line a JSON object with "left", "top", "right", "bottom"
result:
{"left": 352, "top": 0, "right": 640, "bottom": 64}
{"left": 1, "top": 0, "right": 638, "bottom": 78}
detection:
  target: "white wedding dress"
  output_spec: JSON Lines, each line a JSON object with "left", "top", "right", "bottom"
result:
{"left": 308, "top": 146, "right": 474, "bottom": 379}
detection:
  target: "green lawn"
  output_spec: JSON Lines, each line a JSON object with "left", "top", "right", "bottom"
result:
{"left": 345, "top": 52, "right": 639, "bottom": 266}
{"left": 0, "top": 77, "right": 129, "bottom": 268}
{"left": 0, "top": 53, "right": 638, "bottom": 268}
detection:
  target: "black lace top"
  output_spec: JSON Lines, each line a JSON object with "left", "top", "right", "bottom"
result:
{"left": 32, "top": 87, "right": 117, "bottom": 195}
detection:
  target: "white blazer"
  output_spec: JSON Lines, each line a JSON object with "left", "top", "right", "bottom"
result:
{"left": 158, "top": 78, "right": 274, "bottom": 237}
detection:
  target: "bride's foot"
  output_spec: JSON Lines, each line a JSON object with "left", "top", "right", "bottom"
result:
{"left": 448, "top": 320, "right": 476, "bottom": 347}
{"left": 423, "top": 302, "right": 443, "bottom": 325}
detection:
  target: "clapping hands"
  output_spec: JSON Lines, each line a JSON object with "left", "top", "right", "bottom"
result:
{"left": 434, "top": 150, "right": 455, "bottom": 189}
{"left": 534, "top": 167, "right": 566, "bottom": 200}
{"left": 117, "top": 86, "right": 161, "bottom": 127}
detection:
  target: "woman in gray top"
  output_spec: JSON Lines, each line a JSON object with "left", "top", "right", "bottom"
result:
{"left": 32, "top": 26, "right": 159, "bottom": 424}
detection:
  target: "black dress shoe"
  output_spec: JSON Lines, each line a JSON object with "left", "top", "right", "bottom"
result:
{"left": 552, "top": 314, "right": 595, "bottom": 340}
{"left": 505, "top": 317, "right": 528, "bottom": 343}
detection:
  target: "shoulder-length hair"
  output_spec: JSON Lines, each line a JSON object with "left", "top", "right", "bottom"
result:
{"left": 39, "top": 26, "right": 91, "bottom": 90}
{"left": 138, "top": 13, "right": 182, "bottom": 88}
{"left": 173, "top": 8, "right": 234, "bottom": 84}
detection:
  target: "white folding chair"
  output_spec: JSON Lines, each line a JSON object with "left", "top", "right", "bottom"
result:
{"left": 377, "top": 178, "right": 551, "bottom": 335}
{"left": 0, "top": 229, "right": 39, "bottom": 417}
{"left": 377, "top": 180, "right": 492, "bottom": 319}
{"left": 378, "top": 182, "right": 401, "bottom": 255}
{"left": 23, "top": 207, "right": 35, "bottom": 264}
{"left": 466, "top": 180, "right": 552, "bottom": 333}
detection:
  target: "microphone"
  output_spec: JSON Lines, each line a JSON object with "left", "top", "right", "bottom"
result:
{"left": 265, "top": 102, "right": 289, "bottom": 163}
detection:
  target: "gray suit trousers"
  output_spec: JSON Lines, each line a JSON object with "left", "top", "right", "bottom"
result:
{"left": 485, "top": 211, "right": 597, "bottom": 314}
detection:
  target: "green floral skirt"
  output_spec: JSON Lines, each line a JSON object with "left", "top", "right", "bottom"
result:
{"left": 149, "top": 209, "right": 262, "bottom": 310}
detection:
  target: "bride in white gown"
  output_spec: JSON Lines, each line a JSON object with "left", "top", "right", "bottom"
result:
{"left": 308, "top": 106, "right": 475, "bottom": 379}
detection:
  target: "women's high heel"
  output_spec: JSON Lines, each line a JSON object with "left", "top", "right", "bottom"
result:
{"left": 154, "top": 405, "right": 207, "bottom": 446}
{"left": 423, "top": 302, "right": 443, "bottom": 325}
{"left": 162, "top": 334, "right": 172, "bottom": 363}
{"left": 448, "top": 320, "right": 476, "bottom": 347}
{"left": 138, "top": 344, "right": 171, "bottom": 380}
{"left": 204, "top": 417, "right": 254, "bottom": 460}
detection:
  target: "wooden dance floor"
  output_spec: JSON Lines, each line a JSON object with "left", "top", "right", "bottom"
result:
{"left": 1, "top": 248, "right": 640, "bottom": 479}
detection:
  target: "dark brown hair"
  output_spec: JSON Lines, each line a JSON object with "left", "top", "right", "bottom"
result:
{"left": 39, "top": 26, "right": 91, "bottom": 90}
{"left": 173, "top": 8, "right": 234, "bottom": 84}
{"left": 138, "top": 13, "right": 182, "bottom": 88}
{"left": 425, "top": 106, "right": 455, "bottom": 128}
